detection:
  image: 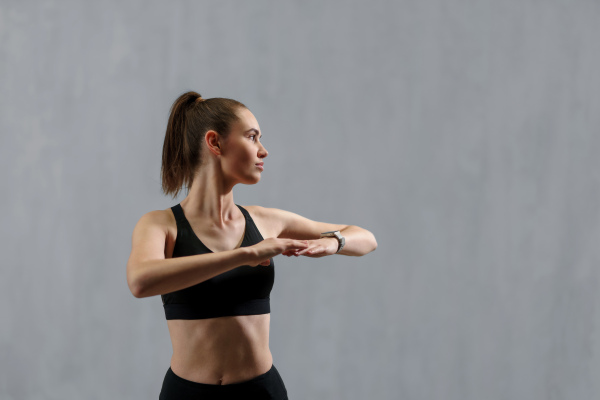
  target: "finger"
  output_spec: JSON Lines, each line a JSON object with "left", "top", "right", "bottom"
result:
{"left": 302, "top": 247, "right": 323, "bottom": 256}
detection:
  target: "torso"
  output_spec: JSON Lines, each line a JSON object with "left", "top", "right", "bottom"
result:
{"left": 162, "top": 204, "right": 277, "bottom": 385}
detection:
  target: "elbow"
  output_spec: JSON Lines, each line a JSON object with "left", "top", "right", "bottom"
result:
{"left": 369, "top": 232, "right": 378, "bottom": 253}
{"left": 129, "top": 283, "right": 145, "bottom": 298}
{"left": 128, "top": 279, "right": 144, "bottom": 298}
{"left": 127, "top": 269, "right": 147, "bottom": 298}
{"left": 351, "top": 229, "right": 377, "bottom": 256}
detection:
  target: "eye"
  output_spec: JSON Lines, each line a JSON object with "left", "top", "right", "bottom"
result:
{"left": 249, "top": 134, "right": 256, "bottom": 141}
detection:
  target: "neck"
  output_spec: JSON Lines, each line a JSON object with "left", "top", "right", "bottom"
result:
{"left": 179, "top": 161, "right": 239, "bottom": 228}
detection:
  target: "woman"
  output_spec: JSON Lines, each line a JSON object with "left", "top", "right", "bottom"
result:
{"left": 126, "top": 91, "right": 377, "bottom": 399}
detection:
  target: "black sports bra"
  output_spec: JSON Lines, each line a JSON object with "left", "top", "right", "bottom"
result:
{"left": 161, "top": 203, "right": 274, "bottom": 320}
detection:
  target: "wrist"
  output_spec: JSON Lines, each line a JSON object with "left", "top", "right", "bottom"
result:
{"left": 319, "top": 230, "right": 345, "bottom": 254}
{"left": 322, "top": 237, "right": 338, "bottom": 252}
{"left": 237, "top": 246, "right": 256, "bottom": 263}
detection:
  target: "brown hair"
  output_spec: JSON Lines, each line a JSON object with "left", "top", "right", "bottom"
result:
{"left": 161, "top": 91, "right": 247, "bottom": 198}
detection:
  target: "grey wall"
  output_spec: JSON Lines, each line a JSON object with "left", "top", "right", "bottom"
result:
{"left": 2, "top": 1, "right": 599, "bottom": 399}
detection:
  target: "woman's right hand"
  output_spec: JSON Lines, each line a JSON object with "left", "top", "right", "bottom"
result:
{"left": 247, "top": 238, "right": 309, "bottom": 267}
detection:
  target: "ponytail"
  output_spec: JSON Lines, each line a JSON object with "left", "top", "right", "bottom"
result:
{"left": 160, "top": 91, "right": 247, "bottom": 198}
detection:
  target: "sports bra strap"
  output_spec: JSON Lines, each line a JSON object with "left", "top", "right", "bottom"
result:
{"left": 171, "top": 204, "right": 186, "bottom": 223}
{"left": 236, "top": 204, "right": 250, "bottom": 219}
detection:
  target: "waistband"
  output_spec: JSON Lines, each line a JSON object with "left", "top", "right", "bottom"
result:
{"left": 166, "top": 364, "right": 276, "bottom": 388}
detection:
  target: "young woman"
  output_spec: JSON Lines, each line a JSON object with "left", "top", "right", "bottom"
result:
{"left": 126, "top": 91, "right": 377, "bottom": 399}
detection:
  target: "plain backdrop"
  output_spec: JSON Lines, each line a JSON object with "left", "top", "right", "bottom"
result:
{"left": 1, "top": 1, "right": 599, "bottom": 399}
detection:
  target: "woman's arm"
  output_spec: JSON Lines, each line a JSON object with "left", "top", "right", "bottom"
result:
{"left": 254, "top": 206, "right": 377, "bottom": 257}
{"left": 126, "top": 211, "right": 254, "bottom": 298}
{"left": 320, "top": 224, "right": 377, "bottom": 257}
{"left": 126, "top": 211, "right": 309, "bottom": 298}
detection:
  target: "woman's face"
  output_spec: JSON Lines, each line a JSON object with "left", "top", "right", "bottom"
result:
{"left": 221, "top": 107, "right": 268, "bottom": 185}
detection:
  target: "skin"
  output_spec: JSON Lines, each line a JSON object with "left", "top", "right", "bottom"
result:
{"left": 150, "top": 107, "right": 377, "bottom": 385}
{"left": 163, "top": 108, "right": 275, "bottom": 386}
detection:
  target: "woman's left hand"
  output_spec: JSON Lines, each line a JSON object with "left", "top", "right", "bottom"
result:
{"left": 281, "top": 238, "right": 338, "bottom": 258}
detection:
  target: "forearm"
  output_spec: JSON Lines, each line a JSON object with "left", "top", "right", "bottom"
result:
{"left": 130, "top": 247, "right": 253, "bottom": 298}
{"left": 336, "top": 225, "right": 377, "bottom": 256}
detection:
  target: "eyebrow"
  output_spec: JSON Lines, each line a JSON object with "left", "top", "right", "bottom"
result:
{"left": 245, "top": 128, "right": 261, "bottom": 137}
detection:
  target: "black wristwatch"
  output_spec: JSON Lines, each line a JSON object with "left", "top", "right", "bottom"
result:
{"left": 320, "top": 230, "right": 345, "bottom": 254}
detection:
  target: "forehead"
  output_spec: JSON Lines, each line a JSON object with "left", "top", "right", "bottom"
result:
{"left": 236, "top": 108, "right": 260, "bottom": 131}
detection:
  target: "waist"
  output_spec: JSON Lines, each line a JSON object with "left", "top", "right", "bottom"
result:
{"left": 167, "top": 314, "right": 272, "bottom": 384}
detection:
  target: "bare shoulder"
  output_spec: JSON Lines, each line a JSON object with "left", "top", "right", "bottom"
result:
{"left": 240, "top": 205, "right": 283, "bottom": 239}
{"left": 242, "top": 204, "right": 267, "bottom": 216}
{"left": 131, "top": 208, "right": 177, "bottom": 244}
{"left": 127, "top": 208, "right": 176, "bottom": 273}
{"left": 138, "top": 208, "right": 176, "bottom": 230}
{"left": 136, "top": 208, "right": 178, "bottom": 258}
{"left": 157, "top": 207, "right": 178, "bottom": 240}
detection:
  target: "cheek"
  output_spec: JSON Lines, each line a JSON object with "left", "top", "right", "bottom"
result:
{"left": 227, "top": 146, "right": 254, "bottom": 167}
{"left": 236, "top": 146, "right": 255, "bottom": 161}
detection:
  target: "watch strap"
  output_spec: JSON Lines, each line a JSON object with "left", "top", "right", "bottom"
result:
{"left": 320, "top": 231, "right": 345, "bottom": 254}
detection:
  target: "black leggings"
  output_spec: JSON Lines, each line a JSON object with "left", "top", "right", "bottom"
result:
{"left": 159, "top": 364, "right": 289, "bottom": 400}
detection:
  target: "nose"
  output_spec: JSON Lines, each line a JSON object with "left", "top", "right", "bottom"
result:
{"left": 258, "top": 142, "right": 268, "bottom": 158}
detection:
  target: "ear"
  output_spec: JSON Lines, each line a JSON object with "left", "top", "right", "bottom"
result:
{"left": 205, "top": 130, "right": 223, "bottom": 156}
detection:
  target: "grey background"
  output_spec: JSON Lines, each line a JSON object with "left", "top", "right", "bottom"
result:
{"left": 1, "top": 1, "right": 599, "bottom": 399}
